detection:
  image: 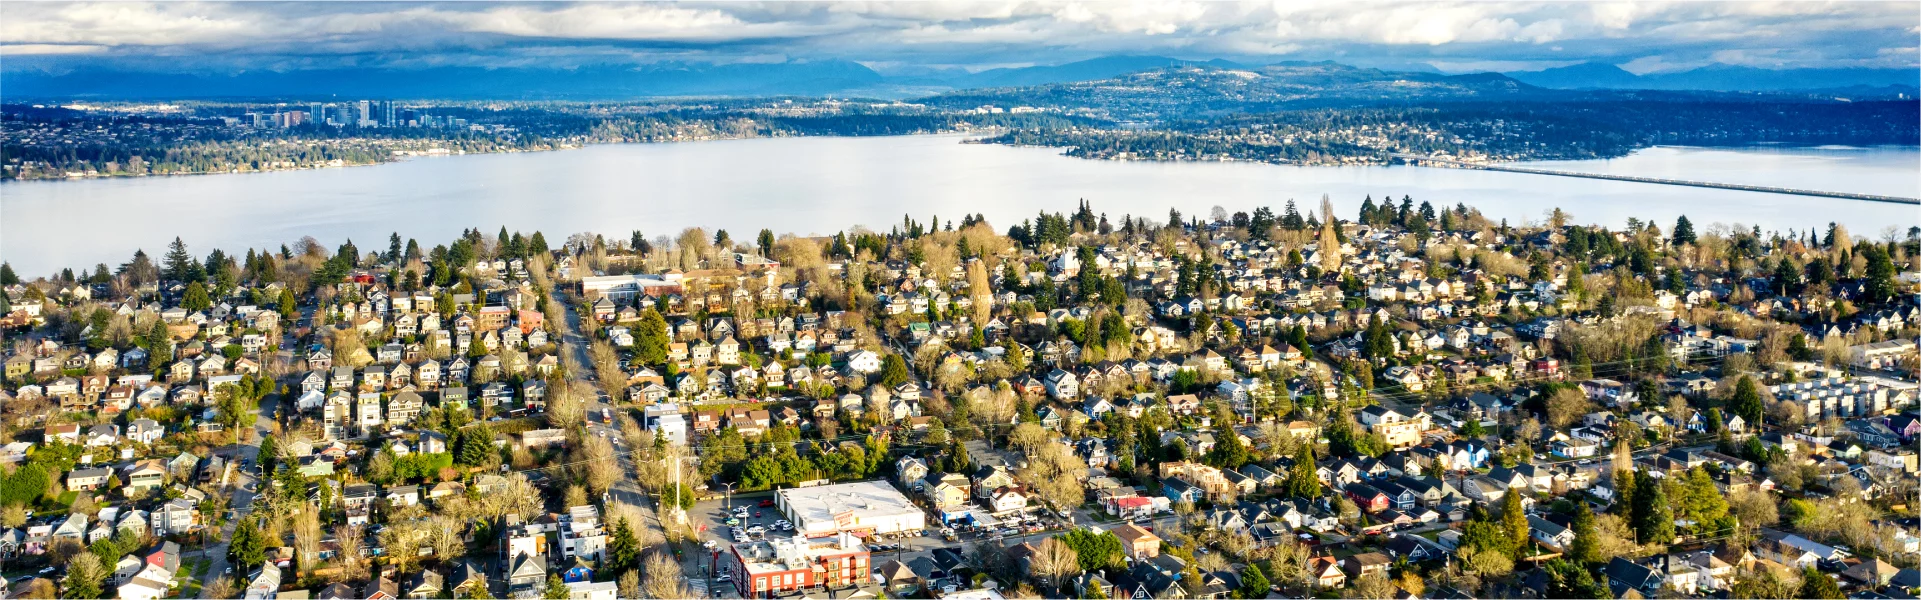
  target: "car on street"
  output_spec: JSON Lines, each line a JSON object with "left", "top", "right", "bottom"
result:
{"left": 758, "top": 499, "right": 776, "bottom": 507}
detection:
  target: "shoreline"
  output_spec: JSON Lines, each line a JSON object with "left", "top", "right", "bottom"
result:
{"left": 7, "top": 128, "right": 1914, "bottom": 185}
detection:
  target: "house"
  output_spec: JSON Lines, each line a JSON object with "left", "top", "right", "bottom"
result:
{"left": 122, "top": 460, "right": 168, "bottom": 492}
{"left": 1111, "top": 523, "right": 1161, "bottom": 560}
{"left": 1603, "top": 558, "right": 1665, "bottom": 597}
{"left": 1528, "top": 515, "right": 1575, "bottom": 550}
{"left": 127, "top": 419, "right": 164, "bottom": 444}
{"left": 67, "top": 467, "right": 113, "bottom": 491}
{"left": 1308, "top": 556, "right": 1346, "bottom": 588}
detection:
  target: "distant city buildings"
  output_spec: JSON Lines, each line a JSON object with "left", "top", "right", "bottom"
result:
{"left": 236, "top": 100, "right": 468, "bottom": 130}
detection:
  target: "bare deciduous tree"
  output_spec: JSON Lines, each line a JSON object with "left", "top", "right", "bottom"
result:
{"left": 1029, "top": 537, "right": 1081, "bottom": 591}
{"left": 642, "top": 550, "right": 692, "bottom": 599}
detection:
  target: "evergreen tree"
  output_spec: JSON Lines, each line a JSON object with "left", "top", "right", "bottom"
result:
{"left": 634, "top": 308, "right": 670, "bottom": 364}
{"left": 229, "top": 518, "right": 268, "bottom": 570}
{"left": 162, "top": 237, "right": 200, "bottom": 282}
{"left": 606, "top": 517, "right": 641, "bottom": 575}
{"left": 543, "top": 575, "right": 570, "bottom": 600}
{"left": 278, "top": 288, "right": 298, "bottom": 319}
{"left": 0, "top": 263, "right": 15, "bottom": 286}
{"left": 1569, "top": 504, "right": 1600, "bottom": 564}
{"left": 1730, "top": 376, "right": 1764, "bottom": 429}
{"left": 1610, "top": 469, "right": 1637, "bottom": 517}
{"left": 1862, "top": 244, "right": 1899, "bottom": 304}
{"left": 1544, "top": 559, "right": 1607, "bottom": 599}
{"left": 1237, "top": 564, "right": 1271, "bottom": 599}
{"left": 1672, "top": 215, "right": 1697, "bottom": 245}
{"left": 1282, "top": 446, "right": 1321, "bottom": 499}
{"left": 147, "top": 320, "right": 174, "bottom": 366}
{"left": 1798, "top": 567, "right": 1844, "bottom": 599}
{"left": 1631, "top": 474, "right": 1674, "bottom": 544}
{"left": 1204, "top": 428, "right": 1250, "bottom": 470}
{"left": 1501, "top": 491, "right": 1530, "bottom": 556}
{"left": 182, "top": 281, "right": 212, "bottom": 311}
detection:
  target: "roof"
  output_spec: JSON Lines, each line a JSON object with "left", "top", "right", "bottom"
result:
{"left": 1111, "top": 523, "right": 1160, "bottom": 545}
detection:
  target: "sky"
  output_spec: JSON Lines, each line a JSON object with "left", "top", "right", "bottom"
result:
{"left": 2, "top": 1, "right": 1916, "bottom": 76}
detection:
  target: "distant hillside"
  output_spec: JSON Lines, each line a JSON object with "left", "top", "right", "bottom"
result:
{"left": 0, "top": 60, "right": 885, "bottom": 100}
{"left": 1507, "top": 62, "right": 1919, "bottom": 93}
{"left": 952, "top": 55, "right": 1242, "bottom": 88}
{"left": 919, "top": 61, "right": 1551, "bottom": 122}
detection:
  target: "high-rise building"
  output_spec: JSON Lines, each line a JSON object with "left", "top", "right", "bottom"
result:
{"left": 335, "top": 105, "right": 355, "bottom": 127}
{"left": 356, "top": 100, "right": 374, "bottom": 127}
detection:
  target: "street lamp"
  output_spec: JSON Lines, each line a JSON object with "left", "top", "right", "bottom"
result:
{"left": 716, "top": 481, "right": 736, "bottom": 512}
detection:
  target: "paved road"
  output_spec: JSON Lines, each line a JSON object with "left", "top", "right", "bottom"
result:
{"left": 549, "top": 289, "right": 658, "bottom": 526}
{"left": 194, "top": 400, "right": 273, "bottom": 594}
{"left": 195, "top": 302, "right": 315, "bottom": 593}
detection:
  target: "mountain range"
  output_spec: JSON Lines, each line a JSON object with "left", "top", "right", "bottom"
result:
{"left": 1502, "top": 62, "right": 1918, "bottom": 93}
{"left": 4, "top": 55, "right": 1913, "bottom": 100}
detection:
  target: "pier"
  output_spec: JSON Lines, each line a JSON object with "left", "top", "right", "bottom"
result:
{"left": 1391, "top": 154, "right": 1921, "bottom": 206}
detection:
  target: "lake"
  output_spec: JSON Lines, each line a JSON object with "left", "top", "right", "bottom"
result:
{"left": 2, "top": 135, "right": 1916, "bottom": 275}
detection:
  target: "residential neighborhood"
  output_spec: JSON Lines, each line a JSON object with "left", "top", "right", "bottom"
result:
{"left": 0, "top": 200, "right": 1915, "bottom": 599}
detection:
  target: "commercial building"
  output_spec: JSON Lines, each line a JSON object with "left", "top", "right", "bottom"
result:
{"left": 775, "top": 480, "right": 925, "bottom": 538}
{"left": 578, "top": 273, "right": 684, "bottom": 301}
{"left": 722, "top": 533, "right": 869, "bottom": 599}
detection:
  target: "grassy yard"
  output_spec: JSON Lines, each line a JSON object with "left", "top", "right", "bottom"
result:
{"left": 171, "top": 558, "right": 206, "bottom": 599}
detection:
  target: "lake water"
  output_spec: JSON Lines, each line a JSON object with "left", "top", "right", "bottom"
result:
{"left": 2, "top": 135, "right": 1916, "bottom": 275}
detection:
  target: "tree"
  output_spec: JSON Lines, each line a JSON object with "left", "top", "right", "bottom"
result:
{"left": 1282, "top": 446, "right": 1321, "bottom": 499}
{"left": 1543, "top": 558, "right": 1607, "bottom": 599}
{"left": 1458, "top": 544, "right": 1514, "bottom": 579}
{"left": 606, "top": 517, "right": 641, "bottom": 576}
{"left": 1019, "top": 443, "right": 1090, "bottom": 513}
{"left": 878, "top": 355, "right": 911, "bottom": 388}
{"left": 1672, "top": 215, "right": 1697, "bottom": 245}
{"left": 757, "top": 229, "right": 776, "bottom": 256}
{"left": 1501, "top": 492, "right": 1530, "bottom": 556}
{"left": 616, "top": 570, "right": 639, "bottom": 600}
{"left": 181, "top": 281, "right": 212, "bottom": 311}
{"left": 1204, "top": 428, "right": 1250, "bottom": 470}
{"left": 1569, "top": 504, "right": 1601, "bottom": 564}
{"left": 1317, "top": 195, "right": 1342, "bottom": 273}
{"left": 163, "top": 237, "right": 199, "bottom": 282}
{"left": 1056, "top": 529, "right": 1124, "bottom": 572}
{"left": 633, "top": 308, "right": 669, "bottom": 364}
{"left": 230, "top": 518, "right": 268, "bottom": 571}
{"left": 1862, "top": 244, "right": 1899, "bottom": 304}
{"left": 1237, "top": 564, "right": 1271, "bottom": 599}
{"left": 1730, "top": 376, "right": 1765, "bottom": 428}
{"left": 1798, "top": 567, "right": 1844, "bottom": 599}
{"left": 1347, "top": 573, "right": 1395, "bottom": 599}
{"left": 61, "top": 552, "right": 106, "bottom": 600}
{"left": 543, "top": 575, "right": 570, "bottom": 600}
{"left": 0, "top": 263, "right": 16, "bottom": 286}
{"left": 641, "top": 551, "right": 692, "bottom": 599}
{"left": 1631, "top": 473, "right": 1674, "bottom": 545}
{"left": 1544, "top": 387, "right": 1594, "bottom": 430}
{"left": 1030, "top": 537, "right": 1081, "bottom": 591}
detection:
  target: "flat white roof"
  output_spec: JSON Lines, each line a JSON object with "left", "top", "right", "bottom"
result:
{"left": 777, "top": 481, "right": 920, "bottom": 534}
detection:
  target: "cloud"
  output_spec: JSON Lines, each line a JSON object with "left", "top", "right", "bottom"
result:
{"left": 0, "top": 1, "right": 1912, "bottom": 73}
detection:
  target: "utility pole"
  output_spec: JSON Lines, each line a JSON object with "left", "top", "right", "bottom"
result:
{"left": 671, "top": 451, "right": 687, "bottom": 526}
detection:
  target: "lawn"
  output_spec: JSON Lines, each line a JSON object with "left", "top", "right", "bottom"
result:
{"left": 171, "top": 558, "right": 206, "bottom": 599}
